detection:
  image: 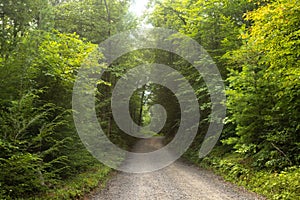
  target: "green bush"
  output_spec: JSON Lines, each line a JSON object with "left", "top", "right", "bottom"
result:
{"left": 34, "top": 164, "right": 111, "bottom": 200}
{"left": 0, "top": 153, "right": 46, "bottom": 198}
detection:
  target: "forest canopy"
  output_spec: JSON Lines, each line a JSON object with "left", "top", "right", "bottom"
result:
{"left": 0, "top": 0, "right": 299, "bottom": 199}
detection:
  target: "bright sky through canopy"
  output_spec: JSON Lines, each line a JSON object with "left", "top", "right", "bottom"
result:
{"left": 129, "top": 0, "right": 149, "bottom": 17}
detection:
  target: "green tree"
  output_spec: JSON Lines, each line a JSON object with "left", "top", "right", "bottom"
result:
{"left": 224, "top": 0, "right": 300, "bottom": 170}
{"left": 53, "top": 0, "right": 134, "bottom": 43}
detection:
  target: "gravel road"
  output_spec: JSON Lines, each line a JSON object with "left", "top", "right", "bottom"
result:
{"left": 89, "top": 138, "right": 266, "bottom": 200}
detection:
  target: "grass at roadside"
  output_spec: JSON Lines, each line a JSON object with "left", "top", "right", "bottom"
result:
{"left": 184, "top": 147, "right": 300, "bottom": 200}
{"left": 32, "top": 164, "right": 112, "bottom": 200}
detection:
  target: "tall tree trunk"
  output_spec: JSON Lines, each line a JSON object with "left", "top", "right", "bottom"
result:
{"left": 138, "top": 90, "right": 145, "bottom": 127}
{"left": 103, "top": 0, "right": 112, "bottom": 137}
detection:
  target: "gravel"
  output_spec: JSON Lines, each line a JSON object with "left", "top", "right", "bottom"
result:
{"left": 89, "top": 138, "right": 266, "bottom": 200}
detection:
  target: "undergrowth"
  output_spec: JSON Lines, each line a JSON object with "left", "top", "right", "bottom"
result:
{"left": 32, "top": 164, "right": 111, "bottom": 200}
{"left": 184, "top": 147, "right": 300, "bottom": 200}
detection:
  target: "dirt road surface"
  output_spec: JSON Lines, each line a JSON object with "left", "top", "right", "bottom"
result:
{"left": 89, "top": 138, "right": 265, "bottom": 200}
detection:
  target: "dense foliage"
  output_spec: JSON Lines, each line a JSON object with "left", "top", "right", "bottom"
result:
{"left": 148, "top": 0, "right": 299, "bottom": 168}
{"left": 0, "top": 0, "right": 134, "bottom": 198}
{"left": 0, "top": 0, "right": 299, "bottom": 199}
{"left": 147, "top": 0, "right": 299, "bottom": 198}
{"left": 224, "top": 0, "right": 300, "bottom": 170}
